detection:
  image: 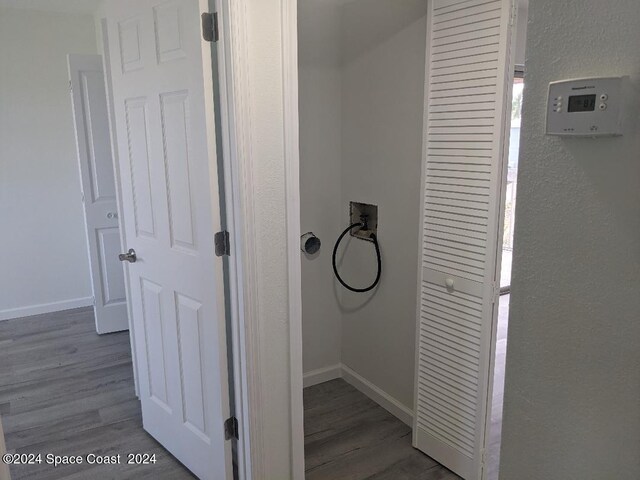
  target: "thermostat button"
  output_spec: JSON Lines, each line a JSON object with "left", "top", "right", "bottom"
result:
{"left": 600, "top": 93, "right": 608, "bottom": 101}
{"left": 598, "top": 103, "right": 607, "bottom": 111}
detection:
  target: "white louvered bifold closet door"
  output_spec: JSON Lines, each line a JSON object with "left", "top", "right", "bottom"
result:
{"left": 413, "top": 1, "right": 515, "bottom": 479}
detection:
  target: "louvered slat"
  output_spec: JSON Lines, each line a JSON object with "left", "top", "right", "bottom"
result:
{"left": 414, "top": 0, "right": 513, "bottom": 478}
{"left": 431, "top": 61, "right": 499, "bottom": 78}
{"left": 434, "top": 0, "right": 498, "bottom": 15}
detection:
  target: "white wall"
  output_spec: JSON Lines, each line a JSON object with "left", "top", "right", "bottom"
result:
{"left": 297, "top": 0, "right": 533, "bottom": 414}
{"left": 298, "top": 0, "right": 427, "bottom": 409}
{"left": 298, "top": 0, "right": 343, "bottom": 374}
{"left": 339, "top": 0, "right": 427, "bottom": 410}
{"left": 0, "top": 8, "right": 98, "bottom": 319}
{"left": 500, "top": 1, "right": 640, "bottom": 478}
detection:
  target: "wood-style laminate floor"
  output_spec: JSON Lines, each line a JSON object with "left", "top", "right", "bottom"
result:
{"left": 1, "top": 295, "right": 509, "bottom": 480}
{"left": 304, "top": 378, "right": 461, "bottom": 480}
{"left": 0, "top": 307, "right": 195, "bottom": 480}
{"left": 303, "top": 294, "right": 509, "bottom": 480}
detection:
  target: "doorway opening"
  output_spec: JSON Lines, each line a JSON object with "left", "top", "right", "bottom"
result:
{"left": 296, "top": 1, "right": 528, "bottom": 479}
{"left": 0, "top": 5, "right": 185, "bottom": 478}
{"left": 0, "top": 2, "right": 243, "bottom": 480}
{"left": 487, "top": 67, "right": 526, "bottom": 480}
{"left": 500, "top": 73, "right": 525, "bottom": 294}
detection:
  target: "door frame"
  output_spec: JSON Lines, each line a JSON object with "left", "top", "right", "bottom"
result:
{"left": 100, "top": 1, "right": 262, "bottom": 478}
{"left": 278, "top": 1, "right": 516, "bottom": 479}
{"left": 219, "top": 0, "right": 306, "bottom": 477}
{"left": 218, "top": 1, "right": 305, "bottom": 477}
{"left": 212, "top": 1, "right": 262, "bottom": 478}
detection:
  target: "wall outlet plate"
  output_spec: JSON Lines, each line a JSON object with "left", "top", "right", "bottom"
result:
{"left": 349, "top": 202, "right": 378, "bottom": 242}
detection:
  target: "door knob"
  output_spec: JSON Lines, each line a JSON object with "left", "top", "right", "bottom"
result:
{"left": 118, "top": 248, "right": 137, "bottom": 263}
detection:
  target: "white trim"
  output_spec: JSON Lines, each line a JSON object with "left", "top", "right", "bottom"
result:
{"left": 221, "top": 1, "right": 262, "bottom": 478}
{"left": 281, "top": 0, "right": 305, "bottom": 479}
{"left": 341, "top": 365, "right": 414, "bottom": 427}
{"left": 0, "top": 297, "right": 94, "bottom": 322}
{"left": 303, "top": 364, "right": 342, "bottom": 388}
{"left": 412, "top": 0, "right": 433, "bottom": 448}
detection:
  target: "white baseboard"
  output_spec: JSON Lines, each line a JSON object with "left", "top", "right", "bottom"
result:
{"left": 341, "top": 364, "right": 414, "bottom": 427}
{"left": 303, "top": 363, "right": 414, "bottom": 426}
{"left": 0, "top": 297, "right": 94, "bottom": 322}
{"left": 303, "top": 364, "right": 342, "bottom": 388}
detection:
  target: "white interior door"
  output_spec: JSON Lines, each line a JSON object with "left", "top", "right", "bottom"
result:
{"left": 68, "top": 54, "right": 128, "bottom": 334}
{"left": 413, "top": 1, "right": 515, "bottom": 479}
{"left": 104, "top": 1, "right": 232, "bottom": 478}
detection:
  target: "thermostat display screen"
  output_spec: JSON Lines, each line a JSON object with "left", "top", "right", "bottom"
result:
{"left": 568, "top": 94, "right": 596, "bottom": 112}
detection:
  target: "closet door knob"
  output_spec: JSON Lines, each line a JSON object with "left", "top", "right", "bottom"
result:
{"left": 445, "top": 278, "right": 454, "bottom": 289}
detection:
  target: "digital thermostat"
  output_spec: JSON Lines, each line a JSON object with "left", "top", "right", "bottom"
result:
{"left": 546, "top": 76, "right": 628, "bottom": 137}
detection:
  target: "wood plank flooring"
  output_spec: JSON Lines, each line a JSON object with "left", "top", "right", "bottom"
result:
{"left": 0, "top": 307, "right": 195, "bottom": 480}
{"left": 304, "top": 379, "right": 460, "bottom": 480}
{"left": 303, "top": 294, "right": 509, "bottom": 480}
{"left": 1, "top": 296, "right": 509, "bottom": 480}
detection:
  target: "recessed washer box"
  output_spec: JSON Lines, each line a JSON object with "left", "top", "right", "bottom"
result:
{"left": 349, "top": 201, "right": 377, "bottom": 242}
{"left": 546, "top": 76, "right": 629, "bottom": 137}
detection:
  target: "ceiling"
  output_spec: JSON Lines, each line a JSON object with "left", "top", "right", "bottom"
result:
{"left": 0, "top": 0, "right": 102, "bottom": 15}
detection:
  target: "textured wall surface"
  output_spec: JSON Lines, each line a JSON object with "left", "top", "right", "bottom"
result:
{"left": 0, "top": 8, "right": 97, "bottom": 317}
{"left": 500, "top": 1, "right": 640, "bottom": 478}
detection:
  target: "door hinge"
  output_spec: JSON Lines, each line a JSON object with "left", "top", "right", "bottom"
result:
{"left": 491, "top": 282, "right": 500, "bottom": 303}
{"left": 201, "top": 12, "right": 219, "bottom": 42}
{"left": 224, "top": 416, "right": 239, "bottom": 440}
{"left": 215, "top": 230, "right": 230, "bottom": 257}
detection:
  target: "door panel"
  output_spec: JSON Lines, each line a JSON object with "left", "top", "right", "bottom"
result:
{"left": 105, "top": 1, "right": 232, "bottom": 478}
{"left": 414, "top": 1, "right": 515, "bottom": 479}
{"left": 68, "top": 54, "right": 128, "bottom": 334}
{"left": 160, "top": 91, "right": 197, "bottom": 251}
{"left": 97, "top": 227, "right": 127, "bottom": 304}
{"left": 124, "top": 97, "right": 157, "bottom": 238}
